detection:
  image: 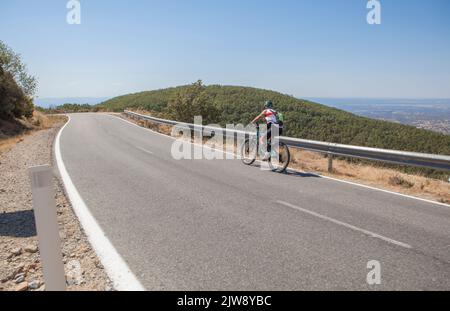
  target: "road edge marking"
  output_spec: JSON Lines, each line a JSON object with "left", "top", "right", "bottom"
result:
{"left": 136, "top": 146, "right": 154, "bottom": 155}
{"left": 276, "top": 200, "right": 412, "bottom": 249}
{"left": 294, "top": 169, "right": 450, "bottom": 208}
{"left": 54, "top": 115, "right": 145, "bottom": 291}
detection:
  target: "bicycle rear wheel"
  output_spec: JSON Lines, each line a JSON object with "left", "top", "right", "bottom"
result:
{"left": 269, "top": 142, "right": 290, "bottom": 173}
{"left": 241, "top": 139, "right": 257, "bottom": 165}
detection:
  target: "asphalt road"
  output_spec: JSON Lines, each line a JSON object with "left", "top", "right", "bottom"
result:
{"left": 59, "top": 113, "right": 450, "bottom": 290}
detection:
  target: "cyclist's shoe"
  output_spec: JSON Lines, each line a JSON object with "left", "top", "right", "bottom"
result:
{"left": 262, "top": 152, "right": 270, "bottom": 161}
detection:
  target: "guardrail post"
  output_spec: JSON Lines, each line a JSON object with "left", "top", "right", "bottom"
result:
{"left": 327, "top": 153, "right": 333, "bottom": 173}
{"left": 29, "top": 165, "right": 66, "bottom": 291}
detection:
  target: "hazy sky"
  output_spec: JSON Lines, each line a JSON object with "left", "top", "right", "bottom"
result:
{"left": 1, "top": 0, "right": 449, "bottom": 99}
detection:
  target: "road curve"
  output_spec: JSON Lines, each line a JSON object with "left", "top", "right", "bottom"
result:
{"left": 58, "top": 113, "right": 450, "bottom": 290}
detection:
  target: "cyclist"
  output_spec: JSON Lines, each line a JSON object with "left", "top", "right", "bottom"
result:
{"left": 251, "top": 100, "right": 283, "bottom": 161}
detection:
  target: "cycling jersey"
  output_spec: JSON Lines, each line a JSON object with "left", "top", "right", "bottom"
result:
{"left": 263, "top": 109, "right": 283, "bottom": 128}
{"left": 263, "top": 109, "right": 278, "bottom": 124}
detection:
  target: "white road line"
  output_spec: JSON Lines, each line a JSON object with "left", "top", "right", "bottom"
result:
{"left": 136, "top": 146, "right": 154, "bottom": 155}
{"left": 314, "top": 173, "right": 450, "bottom": 208}
{"left": 276, "top": 200, "right": 412, "bottom": 249}
{"left": 55, "top": 115, "right": 145, "bottom": 291}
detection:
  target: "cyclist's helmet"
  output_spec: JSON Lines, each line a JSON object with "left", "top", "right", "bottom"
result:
{"left": 264, "top": 100, "right": 273, "bottom": 109}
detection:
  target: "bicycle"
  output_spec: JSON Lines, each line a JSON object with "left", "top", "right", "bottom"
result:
{"left": 240, "top": 124, "right": 291, "bottom": 173}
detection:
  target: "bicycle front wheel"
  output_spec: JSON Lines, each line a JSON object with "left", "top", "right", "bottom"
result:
{"left": 241, "top": 139, "right": 257, "bottom": 165}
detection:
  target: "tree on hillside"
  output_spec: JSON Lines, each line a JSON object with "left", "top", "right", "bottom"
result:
{"left": 0, "top": 66, "right": 33, "bottom": 119}
{"left": 0, "top": 41, "right": 36, "bottom": 119}
{"left": 0, "top": 40, "right": 37, "bottom": 98}
{"left": 167, "top": 80, "right": 219, "bottom": 124}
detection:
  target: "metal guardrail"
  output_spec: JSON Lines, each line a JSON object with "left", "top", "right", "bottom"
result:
{"left": 124, "top": 110, "right": 450, "bottom": 172}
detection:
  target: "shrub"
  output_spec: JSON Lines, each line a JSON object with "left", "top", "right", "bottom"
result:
{"left": 0, "top": 67, "right": 33, "bottom": 119}
{"left": 166, "top": 80, "right": 220, "bottom": 124}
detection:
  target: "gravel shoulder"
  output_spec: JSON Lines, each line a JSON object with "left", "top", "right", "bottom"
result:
{"left": 0, "top": 119, "right": 112, "bottom": 291}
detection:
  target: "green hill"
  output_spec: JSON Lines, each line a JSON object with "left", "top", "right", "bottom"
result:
{"left": 100, "top": 84, "right": 450, "bottom": 157}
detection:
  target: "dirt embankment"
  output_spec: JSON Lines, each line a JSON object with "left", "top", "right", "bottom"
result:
{"left": 0, "top": 111, "right": 66, "bottom": 155}
{"left": 0, "top": 115, "right": 112, "bottom": 291}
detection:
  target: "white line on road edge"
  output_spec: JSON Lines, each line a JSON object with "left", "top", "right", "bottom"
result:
{"left": 136, "top": 146, "right": 154, "bottom": 155}
{"left": 113, "top": 114, "right": 450, "bottom": 209}
{"left": 55, "top": 116, "right": 145, "bottom": 291}
{"left": 276, "top": 200, "right": 412, "bottom": 249}
{"left": 311, "top": 173, "right": 450, "bottom": 208}
{"left": 29, "top": 165, "right": 66, "bottom": 291}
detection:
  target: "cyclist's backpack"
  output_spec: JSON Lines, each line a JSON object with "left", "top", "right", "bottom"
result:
{"left": 276, "top": 112, "right": 285, "bottom": 126}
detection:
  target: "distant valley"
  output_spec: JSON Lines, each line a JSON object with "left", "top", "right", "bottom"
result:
{"left": 308, "top": 98, "right": 450, "bottom": 135}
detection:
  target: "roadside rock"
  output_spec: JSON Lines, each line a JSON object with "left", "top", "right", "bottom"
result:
{"left": 1, "top": 275, "right": 11, "bottom": 283}
{"left": 10, "top": 248, "right": 22, "bottom": 257}
{"left": 24, "top": 244, "right": 38, "bottom": 254}
{"left": 14, "top": 263, "right": 25, "bottom": 274}
{"left": 15, "top": 282, "right": 28, "bottom": 291}
{"left": 28, "top": 280, "right": 41, "bottom": 290}
{"left": 14, "top": 273, "right": 25, "bottom": 284}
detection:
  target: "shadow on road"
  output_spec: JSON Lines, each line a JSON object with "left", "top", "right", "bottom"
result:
{"left": 0, "top": 210, "right": 36, "bottom": 238}
{"left": 283, "top": 170, "right": 320, "bottom": 178}
{"left": 250, "top": 163, "right": 320, "bottom": 178}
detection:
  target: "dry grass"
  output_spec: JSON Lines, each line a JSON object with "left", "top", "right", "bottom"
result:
{"left": 388, "top": 175, "right": 415, "bottom": 189}
{"left": 130, "top": 108, "right": 174, "bottom": 135}
{"left": 121, "top": 110, "right": 450, "bottom": 205}
{"left": 0, "top": 111, "right": 67, "bottom": 155}
{"left": 290, "top": 148, "right": 450, "bottom": 204}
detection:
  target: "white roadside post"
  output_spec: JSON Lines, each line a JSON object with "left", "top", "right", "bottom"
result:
{"left": 29, "top": 165, "right": 66, "bottom": 291}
